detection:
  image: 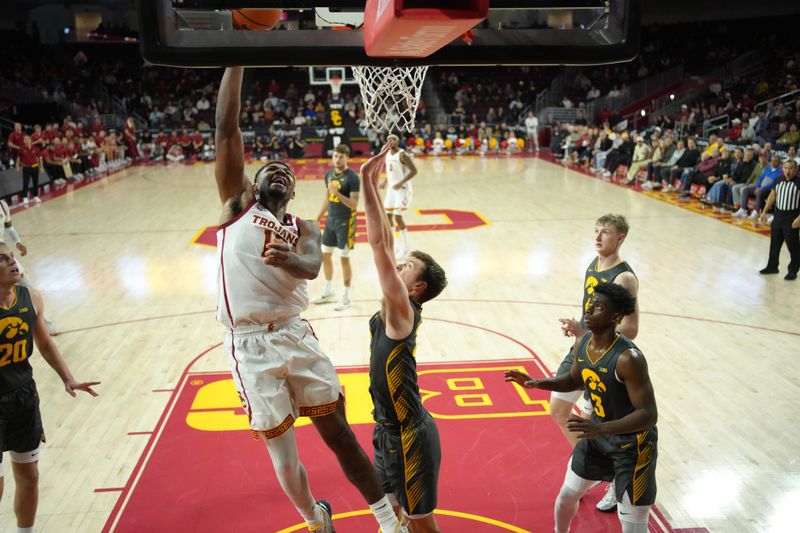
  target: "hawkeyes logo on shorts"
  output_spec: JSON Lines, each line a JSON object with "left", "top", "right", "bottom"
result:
{"left": 0, "top": 317, "right": 29, "bottom": 340}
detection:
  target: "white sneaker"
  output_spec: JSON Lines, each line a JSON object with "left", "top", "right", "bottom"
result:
{"left": 767, "top": 215, "right": 774, "bottom": 224}
{"left": 23, "top": 198, "right": 29, "bottom": 206}
{"left": 33, "top": 196, "right": 42, "bottom": 203}
{"left": 312, "top": 291, "right": 336, "bottom": 305}
{"left": 748, "top": 210, "right": 759, "bottom": 220}
{"left": 334, "top": 295, "right": 351, "bottom": 311}
{"left": 309, "top": 500, "right": 334, "bottom": 532}
{"left": 732, "top": 208, "right": 747, "bottom": 219}
{"left": 596, "top": 483, "right": 617, "bottom": 512}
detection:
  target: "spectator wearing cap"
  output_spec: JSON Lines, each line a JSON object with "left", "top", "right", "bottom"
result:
{"left": 622, "top": 135, "right": 653, "bottom": 184}
{"left": 726, "top": 118, "right": 743, "bottom": 142}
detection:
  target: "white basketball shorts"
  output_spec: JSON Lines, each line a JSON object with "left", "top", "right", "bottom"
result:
{"left": 384, "top": 184, "right": 413, "bottom": 212}
{"left": 224, "top": 316, "right": 341, "bottom": 439}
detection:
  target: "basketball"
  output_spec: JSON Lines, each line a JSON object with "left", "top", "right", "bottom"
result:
{"left": 231, "top": 9, "right": 282, "bottom": 30}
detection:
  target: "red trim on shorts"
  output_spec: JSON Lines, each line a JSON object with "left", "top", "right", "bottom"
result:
{"left": 231, "top": 342, "right": 253, "bottom": 425}
{"left": 218, "top": 198, "right": 256, "bottom": 229}
{"left": 301, "top": 319, "right": 318, "bottom": 340}
{"left": 220, "top": 229, "right": 254, "bottom": 424}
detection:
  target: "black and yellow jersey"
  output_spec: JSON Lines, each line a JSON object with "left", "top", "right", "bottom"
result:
{"left": 369, "top": 300, "right": 425, "bottom": 426}
{"left": 580, "top": 257, "right": 636, "bottom": 328}
{"left": 324, "top": 168, "right": 360, "bottom": 219}
{"left": 575, "top": 333, "right": 644, "bottom": 427}
{"left": 0, "top": 285, "right": 36, "bottom": 394}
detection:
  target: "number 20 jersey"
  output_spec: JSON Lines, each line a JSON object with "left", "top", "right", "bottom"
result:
{"left": 0, "top": 285, "right": 36, "bottom": 394}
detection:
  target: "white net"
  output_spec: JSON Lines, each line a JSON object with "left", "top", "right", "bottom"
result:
{"left": 352, "top": 66, "right": 429, "bottom": 133}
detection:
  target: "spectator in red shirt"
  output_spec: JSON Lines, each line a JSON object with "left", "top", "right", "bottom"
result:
{"left": 123, "top": 118, "right": 140, "bottom": 160}
{"left": 90, "top": 117, "right": 104, "bottom": 135}
{"left": 726, "top": 118, "right": 743, "bottom": 142}
{"left": 192, "top": 131, "right": 204, "bottom": 154}
{"left": 43, "top": 139, "right": 66, "bottom": 187}
{"left": 179, "top": 128, "right": 192, "bottom": 158}
{"left": 154, "top": 130, "right": 168, "bottom": 160}
{"left": 16, "top": 136, "right": 42, "bottom": 205}
{"left": 168, "top": 131, "right": 180, "bottom": 151}
{"left": 30, "top": 125, "right": 44, "bottom": 150}
{"left": 41, "top": 124, "right": 55, "bottom": 143}
{"left": 7, "top": 123, "right": 24, "bottom": 163}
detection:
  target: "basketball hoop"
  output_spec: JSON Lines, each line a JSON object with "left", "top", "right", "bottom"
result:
{"left": 352, "top": 66, "right": 429, "bottom": 133}
{"left": 328, "top": 76, "right": 344, "bottom": 98}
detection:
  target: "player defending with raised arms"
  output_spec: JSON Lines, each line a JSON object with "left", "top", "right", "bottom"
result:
{"left": 0, "top": 242, "right": 99, "bottom": 533}
{"left": 380, "top": 135, "right": 418, "bottom": 259}
{"left": 361, "top": 144, "right": 448, "bottom": 532}
{"left": 214, "top": 67, "right": 406, "bottom": 533}
{"left": 505, "top": 283, "right": 657, "bottom": 533}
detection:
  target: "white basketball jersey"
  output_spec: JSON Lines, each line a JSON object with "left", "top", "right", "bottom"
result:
{"left": 216, "top": 201, "right": 308, "bottom": 328}
{"left": 0, "top": 201, "right": 11, "bottom": 244}
{"left": 385, "top": 149, "right": 410, "bottom": 188}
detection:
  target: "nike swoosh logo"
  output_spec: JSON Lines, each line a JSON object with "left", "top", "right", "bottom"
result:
{"left": 621, "top": 443, "right": 634, "bottom": 449}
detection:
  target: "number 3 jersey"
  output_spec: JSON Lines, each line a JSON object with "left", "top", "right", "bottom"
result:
{"left": 576, "top": 333, "right": 646, "bottom": 427}
{"left": 0, "top": 285, "right": 36, "bottom": 394}
{"left": 216, "top": 200, "right": 308, "bottom": 329}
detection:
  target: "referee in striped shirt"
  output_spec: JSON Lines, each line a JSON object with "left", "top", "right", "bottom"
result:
{"left": 759, "top": 159, "right": 800, "bottom": 280}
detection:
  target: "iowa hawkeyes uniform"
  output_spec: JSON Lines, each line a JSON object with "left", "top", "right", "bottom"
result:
{"left": 322, "top": 168, "right": 360, "bottom": 252}
{"left": 553, "top": 258, "right": 636, "bottom": 403}
{"left": 369, "top": 301, "right": 441, "bottom": 516}
{"left": 571, "top": 333, "right": 658, "bottom": 506}
{"left": 0, "top": 285, "right": 44, "bottom": 460}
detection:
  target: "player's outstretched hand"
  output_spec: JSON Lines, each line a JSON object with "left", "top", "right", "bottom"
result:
{"left": 566, "top": 414, "right": 600, "bottom": 439}
{"left": 361, "top": 143, "right": 393, "bottom": 186}
{"left": 66, "top": 380, "right": 101, "bottom": 397}
{"left": 16, "top": 243, "right": 27, "bottom": 256}
{"left": 558, "top": 317, "right": 584, "bottom": 338}
{"left": 263, "top": 241, "right": 292, "bottom": 267}
{"left": 504, "top": 370, "right": 536, "bottom": 388}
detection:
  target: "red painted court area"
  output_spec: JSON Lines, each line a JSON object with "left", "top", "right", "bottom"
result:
{"left": 103, "top": 359, "right": 679, "bottom": 532}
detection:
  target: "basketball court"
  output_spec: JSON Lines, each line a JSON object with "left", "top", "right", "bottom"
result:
{"left": 0, "top": 152, "right": 795, "bottom": 532}
{"left": 1, "top": 0, "right": 797, "bottom": 532}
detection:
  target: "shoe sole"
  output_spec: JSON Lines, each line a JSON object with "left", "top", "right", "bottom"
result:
{"left": 313, "top": 297, "right": 336, "bottom": 305}
{"left": 316, "top": 500, "right": 335, "bottom": 533}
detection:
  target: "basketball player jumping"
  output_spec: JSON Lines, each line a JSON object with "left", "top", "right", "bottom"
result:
{"left": 380, "top": 135, "right": 418, "bottom": 259}
{"left": 214, "top": 67, "right": 406, "bottom": 533}
{"left": 506, "top": 282, "right": 658, "bottom": 533}
{"left": 361, "top": 143, "right": 448, "bottom": 533}
{"left": 551, "top": 214, "right": 639, "bottom": 512}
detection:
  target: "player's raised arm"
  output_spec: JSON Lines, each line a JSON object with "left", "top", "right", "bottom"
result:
{"left": 361, "top": 144, "right": 414, "bottom": 336}
{"left": 214, "top": 67, "right": 248, "bottom": 203}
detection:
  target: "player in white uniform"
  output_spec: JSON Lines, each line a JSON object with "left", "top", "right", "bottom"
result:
{"left": 214, "top": 67, "right": 407, "bottom": 533}
{"left": 524, "top": 111, "right": 539, "bottom": 152}
{"left": 0, "top": 200, "right": 58, "bottom": 334}
{"left": 380, "top": 135, "right": 418, "bottom": 260}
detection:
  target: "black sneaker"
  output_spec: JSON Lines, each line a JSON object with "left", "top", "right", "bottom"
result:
{"left": 786, "top": 272, "right": 798, "bottom": 281}
{"left": 759, "top": 268, "right": 779, "bottom": 275}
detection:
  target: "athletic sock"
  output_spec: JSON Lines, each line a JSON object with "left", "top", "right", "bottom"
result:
{"left": 324, "top": 281, "right": 333, "bottom": 294}
{"left": 369, "top": 496, "right": 400, "bottom": 531}
{"left": 300, "top": 503, "right": 323, "bottom": 528}
{"left": 17, "top": 527, "right": 34, "bottom": 533}
{"left": 343, "top": 286, "right": 351, "bottom": 300}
